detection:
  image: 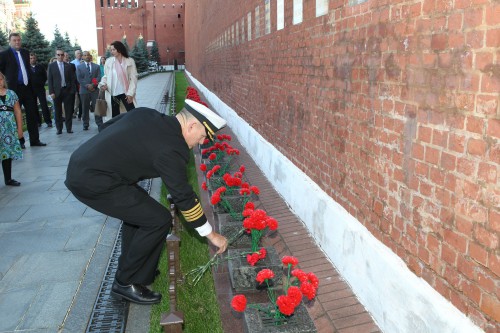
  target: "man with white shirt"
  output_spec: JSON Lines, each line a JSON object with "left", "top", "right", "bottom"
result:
{"left": 76, "top": 51, "right": 101, "bottom": 130}
{"left": 48, "top": 49, "right": 76, "bottom": 134}
{"left": 71, "top": 50, "right": 83, "bottom": 120}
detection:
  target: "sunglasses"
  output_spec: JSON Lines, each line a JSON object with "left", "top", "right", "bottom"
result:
{"left": 56, "top": 54, "right": 64, "bottom": 56}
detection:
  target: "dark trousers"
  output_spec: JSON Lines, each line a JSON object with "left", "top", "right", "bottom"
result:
{"left": 80, "top": 91, "right": 98, "bottom": 128}
{"left": 68, "top": 183, "right": 171, "bottom": 285}
{"left": 33, "top": 86, "right": 52, "bottom": 125}
{"left": 53, "top": 87, "right": 74, "bottom": 132}
{"left": 13, "top": 84, "right": 40, "bottom": 145}
{"left": 111, "top": 94, "right": 135, "bottom": 118}
{"left": 2, "top": 158, "right": 12, "bottom": 183}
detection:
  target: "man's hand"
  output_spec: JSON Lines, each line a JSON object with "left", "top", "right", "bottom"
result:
{"left": 206, "top": 231, "right": 228, "bottom": 254}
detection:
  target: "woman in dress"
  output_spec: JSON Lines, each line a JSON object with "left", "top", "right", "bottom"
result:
{"left": 0, "top": 71, "right": 24, "bottom": 186}
{"left": 98, "top": 41, "right": 138, "bottom": 118}
{"left": 99, "top": 56, "right": 106, "bottom": 77}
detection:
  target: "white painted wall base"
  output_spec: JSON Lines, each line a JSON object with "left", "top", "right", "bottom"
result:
{"left": 185, "top": 70, "right": 484, "bottom": 333}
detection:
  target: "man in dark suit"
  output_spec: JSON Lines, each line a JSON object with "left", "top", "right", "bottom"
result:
{"left": 76, "top": 51, "right": 101, "bottom": 130}
{"left": 48, "top": 49, "right": 76, "bottom": 134}
{"left": 64, "top": 52, "right": 78, "bottom": 121}
{"left": 0, "top": 33, "right": 46, "bottom": 147}
{"left": 29, "top": 53, "right": 52, "bottom": 128}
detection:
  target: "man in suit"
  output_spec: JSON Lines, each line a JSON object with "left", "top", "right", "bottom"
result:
{"left": 48, "top": 49, "right": 76, "bottom": 134}
{"left": 29, "top": 53, "right": 52, "bottom": 128}
{"left": 77, "top": 51, "right": 101, "bottom": 130}
{"left": 0, "top": 33, "right": 46, "bottom": 147}
{"left": 64, "top": 52, "right": 78, "bottom": 121}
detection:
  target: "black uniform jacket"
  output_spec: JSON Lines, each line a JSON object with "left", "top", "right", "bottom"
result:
{"left": 65, "top": 107, "right": 206, "bottom": 228}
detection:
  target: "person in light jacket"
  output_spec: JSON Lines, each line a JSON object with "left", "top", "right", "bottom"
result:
{"left": 98, "top": 41, "right": 137, "bottom": 119}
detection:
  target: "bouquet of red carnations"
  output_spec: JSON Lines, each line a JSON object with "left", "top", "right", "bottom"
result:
{"left": 231, "top": 256, "right": 319, "bottom": 322}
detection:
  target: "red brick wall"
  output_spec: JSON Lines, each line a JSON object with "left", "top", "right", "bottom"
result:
{"left": 94, "top": 0, "right": 185, "bottom": 65}
{"left": 185, "top": 0, "right": 499, "bottom": 331}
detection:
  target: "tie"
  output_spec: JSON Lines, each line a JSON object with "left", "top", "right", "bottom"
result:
{"left": 16, "top": 51, "right": 28, "bottom": 85}
{"left": 59, "top": 62, "right": 66, "bottom": 87}
{"left": 87, "top": 63, "right": 91, "bottom": 74}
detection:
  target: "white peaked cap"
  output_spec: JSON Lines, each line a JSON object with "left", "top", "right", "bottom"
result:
{"left": 184, "top": 99, "right": 227, "bottom": 141}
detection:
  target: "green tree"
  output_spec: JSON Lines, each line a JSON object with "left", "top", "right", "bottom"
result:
{"left": 104, "top": 47, "right": 111, "bottom": 58}
{"left": 131, "top": 36, "right": 149, "bottom": 73}
{"left": 121, "top": 35, "right": 130, "bottom": 52}
{"left": 150, "top": 40, "right": 161, "bottom": 65}
{"left": 0, "top": 29, "right": 8, "bottom": 51}
{"left": 21, "top": 14, "right": 51, "bottom": 67}
{"left": 50, "top": 26, "right": 71, "bottom": 55}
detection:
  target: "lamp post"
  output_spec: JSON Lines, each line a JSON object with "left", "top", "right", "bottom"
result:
{"left": 166, "top": 47, "right": 170, "bottom": 68}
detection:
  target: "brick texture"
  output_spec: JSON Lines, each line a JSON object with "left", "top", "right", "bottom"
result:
{"left": 185, "top": 1, "right": 499, "bottom": 331}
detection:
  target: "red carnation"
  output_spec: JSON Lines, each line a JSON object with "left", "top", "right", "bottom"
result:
{"left": 276, "top": 295, "right": 296, "bottom": 316}
{"left": 256, "top": 269, "right": 274, "bottom": 284}
{"left": 266, "top": 217, "right": 278, "bottom": 231}
{"left": 242, "top": 209, "right": 254, "bottom": 218}
{"left": 92, "top": 78, "right": 98, "bottom": 85}
{"left": 203, "top": 138, "right": 210, "bottom": 145}
{"left": 258, "top": 248, "right": 267, "bottom": 259}
{"left": 239, "top": 188, "right": 251, "bottom": 196}
{"left": 200, "top": 164, "right": 207, "bottom": 172}
{"left": 300, "top": 281, "right": 317, "bottom": 300}
{"left": 244, "top": 202, "right": 255, "bottom": 210}
{"left": 243, "top": 217, "right": 254, "bottom": 229}
{"left": 249, "top": 186, "right": 260, "bottom": 195}
{"left": 307, "top": 272, "right": 319, "bottom": 289}
{"left": 287, "top": 286, "right": 303, "bottom": 306}
{"left": 231, "top": 295, "right": 247, "bottom": 312}
{"left": 246, "top": 253, "right": 260, "bottom": 266}
{"left": 282, "top": 256, "right": 299, "bottom": 268}
{"left": 211, "top": 193, "right": 221, "bottom": 205}
{"left": 209, "top": 153, "right": 217, "bottom": 160}
{"left": 239, "top": 165, "right": 245, "bottom": 173}
{"left": 201, "top": 182, "right": 207, "bottom": 191}
{"left": 292, "top": 269, "right": 307, "bottom": 282}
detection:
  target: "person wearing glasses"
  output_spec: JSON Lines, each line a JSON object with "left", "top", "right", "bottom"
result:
{"left": 48, "top": 49, "right": 76, "bottom": 134}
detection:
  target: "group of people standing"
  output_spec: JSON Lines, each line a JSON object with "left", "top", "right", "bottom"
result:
{"left": 0, "top": 32, "right": 138, "bottom": 187}
{"left": 1, "top": 30, "right": 231, "bottom": 305}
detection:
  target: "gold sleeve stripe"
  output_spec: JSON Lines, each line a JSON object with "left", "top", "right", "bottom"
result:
{"left": 181, "top": 203, "right": 204, "bottom": 222}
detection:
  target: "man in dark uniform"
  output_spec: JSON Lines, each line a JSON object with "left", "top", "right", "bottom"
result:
{"left": 30, "top": 53, "right": 52, "bottom": 128}
{"left": 65, "top": 99, "right": 228, "bottom": 305}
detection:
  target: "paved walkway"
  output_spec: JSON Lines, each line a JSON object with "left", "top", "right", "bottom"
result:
{"left": 0, "top": 72, "right": 172, "bottom": 333}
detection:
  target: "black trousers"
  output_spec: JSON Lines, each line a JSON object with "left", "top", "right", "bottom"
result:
{"left": 2, "top": 158, "right": 12, "bottom": 183}
{"left": 111, "top": 94, "right": 135, "bottom": 118}
{"left": 33, "top": 86, "right": 52, "bottom": 125}
{"left": 69, "top": 182, "right": 172, "bottom": 285}
{"left": 53, "top": 87, "right": 74, "bottom": 132}
{"left": 13, "top": 84, "right": 40, "bottom": 144}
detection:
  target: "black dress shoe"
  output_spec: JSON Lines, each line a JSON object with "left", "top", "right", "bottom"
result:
{"left": 20, "top": 143, "right": 26, "bottom": 149}
{"left": 111, "top": 281, "right": 161, "bottom": 305}
{"left": 31, "top": 141, "right": 47, "bottom": 147}
{"left": 47, "top": 123, "right": 53, "bottom": 128}
{"left": 67, "top": 130, "right": 74, "bottom": 133}
{"left": 5, "top": 179, "right": 21, "bottom": 186}
{"left": 83, "top": 126, "right": 89, "bottom": 130}
{"left": 56, "top": 130, "right": 62, "bottom": 135}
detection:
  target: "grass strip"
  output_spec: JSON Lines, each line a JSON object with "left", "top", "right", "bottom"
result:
{"left": 148, "top": 71, "right": 223, "bottom": 332}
